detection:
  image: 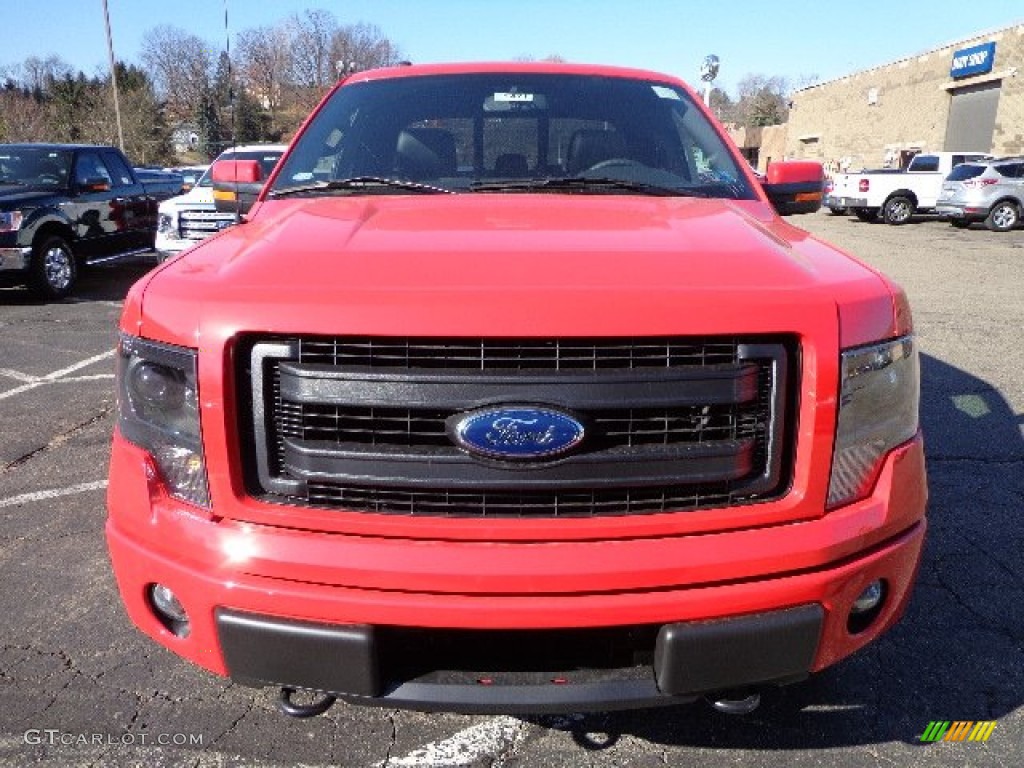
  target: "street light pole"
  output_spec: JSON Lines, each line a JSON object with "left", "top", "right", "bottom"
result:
{"left": 700, "top": 54, "right": 720, "bottom": 110}
{"left": 102, "top": 0, "right": 126, "bottom": 151}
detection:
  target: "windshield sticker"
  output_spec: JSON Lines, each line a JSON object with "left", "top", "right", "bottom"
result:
{"left": 651, "top": 85, "right": 681, "bottom": 100}
{"left": 493, "top": 92, "right": 535, "bottom": 103}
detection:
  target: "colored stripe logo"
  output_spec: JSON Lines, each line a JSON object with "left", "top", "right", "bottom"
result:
{"left": 919, "top": 721, "right": 996, "bottom": 742}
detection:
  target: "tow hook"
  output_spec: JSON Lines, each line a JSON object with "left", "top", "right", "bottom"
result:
{"left": 706, "top": 690, "right": 761, "bottom": 715}
{"left": 277, "top": 687, "right": 337, "bottom": 718}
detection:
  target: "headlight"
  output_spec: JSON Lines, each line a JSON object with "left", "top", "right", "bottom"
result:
{"left": 827, "top": 335, "right": 919, "bottom": 508}
{"left": 117, "top": 335, "right": 209, "bottom": 508}
{"left": 0, "top": 211, "right": 23, "bottom": 232}
{"left": 157, "top": 212, "right": 178, "bottom": 237}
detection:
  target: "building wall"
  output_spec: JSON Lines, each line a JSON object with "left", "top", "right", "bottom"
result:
{"left": 758, "top": 124, "right": 788, "bottom": 170}
{"left": 787, "top": 24, "right": 1024, "bottom": 170}
{"left": 723, "top": 123, "right": 788, "bottom": 172}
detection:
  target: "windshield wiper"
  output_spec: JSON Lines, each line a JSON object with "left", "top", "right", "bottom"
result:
{"left": 468, "top": 177, "right": 707, "bottom": 197}
{"left": 268, "top": 176, "right": 453, "bottom": 198}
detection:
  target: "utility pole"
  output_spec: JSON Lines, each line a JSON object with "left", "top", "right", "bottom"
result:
{"left": 102, "top": 0, "right": 125, "bottom": 151}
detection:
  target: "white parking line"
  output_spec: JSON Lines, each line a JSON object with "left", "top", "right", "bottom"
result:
{"left": 386, "top": 716, "right": 528, "bottom": 767}
{"left": 44, "top": 349, "right": 116, "bottom": 380}
{"left": 0, "top": 368, "right": 39, "bottom": 383}
{"left": 0, "top": 480, "right": 108, "bottom": 508}
{"left": 0, "top": 350, "right": 115, "bottom": 401}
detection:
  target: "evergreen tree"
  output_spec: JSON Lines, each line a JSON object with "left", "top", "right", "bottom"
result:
{"left": 232, "top": 89, "right": 271, "bottom": 144}
{"left": 195, "top": 90, "right": 224, "bottom": 159}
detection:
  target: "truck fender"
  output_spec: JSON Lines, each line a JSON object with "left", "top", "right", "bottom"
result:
{"left": 885, "top": 189, "right": 918, "bottom": 207}
{"left": 22, "top": 210, "right": 78, "bottom": 252}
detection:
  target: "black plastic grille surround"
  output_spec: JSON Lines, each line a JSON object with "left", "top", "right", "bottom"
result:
{"left": 244, "top": 336, "right": 793, "bottom": 517}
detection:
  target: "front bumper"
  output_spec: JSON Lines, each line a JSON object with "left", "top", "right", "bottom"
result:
{"left": 0, "top": 246, "right": 31, "bottom": 272}
{"left": 106, "top": 436, "right": 927, "bottom": 713}
{"left": 215, "top": 603, "right": 825, "bottom": 713}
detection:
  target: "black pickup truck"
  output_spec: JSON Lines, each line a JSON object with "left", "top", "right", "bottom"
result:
{"left": 0, "top": 144, "right": 183, "bottom": 298}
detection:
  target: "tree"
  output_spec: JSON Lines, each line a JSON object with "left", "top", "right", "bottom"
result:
{"left": 288, "top": 9, "right": 337, "bottom": 91}
{"left": 0, "top": 89, "right": 49, "bottom": 141}
{"left": 213, "top": 51, "right": 233, "bottom": 111}
{"left": 20, "top": 55, "right": 72, "bottom": 94}
{"left": 141, "top": 25, "right": 215, "bottom": 124}
{"left": 330, "top": 23, "right": 403, "bottom": 73}
{"left": 733, "top": 75, "right": 790, "bottom": 128}
{"left": 194, "top": 89, "right": 224, "bottom": 159}
{"left": 235, "top": 24, "right": 291, "bottom": 137}
{"left": 707, "top": 87, "right": 736, "bottom": 122}
{"left": 110, "top": 63, "right": 175, "bottom": 165}
{"left": 48, "top": 73, "right": 97, "bottom": 142}
{"left": 227, "top": 90, "right": 269, "bottom": 143}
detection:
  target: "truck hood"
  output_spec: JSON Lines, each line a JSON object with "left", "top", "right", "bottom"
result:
{"left": 139, "top": 195, "right": 896, "bottom": 346}
{"left": 158, "top": 186, "right": 214, "bottom": 213}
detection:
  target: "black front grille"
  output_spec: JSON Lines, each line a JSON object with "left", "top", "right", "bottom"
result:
{"left": 295, "top": 337, "right": 742, "bottom": 370}
{"left": 245, "top": 336, "right": 793, "bottom": 518}
{"left": 279, "top": 404, "right": 759, "bottom": 448}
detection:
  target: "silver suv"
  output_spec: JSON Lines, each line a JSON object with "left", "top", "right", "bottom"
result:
{"left": 935, "top": 157, "right": 1024, "bottom": 232}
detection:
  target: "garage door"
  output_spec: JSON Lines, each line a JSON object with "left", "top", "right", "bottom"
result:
{"left": 944, "top": 81, "right": 1000, "bottom": 151}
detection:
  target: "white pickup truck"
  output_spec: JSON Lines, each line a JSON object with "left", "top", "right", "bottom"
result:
{"left": 824, "top": 151, "right": 989, "bottom": 224}
{"left": 155, "top": 144, "right": 287, "bottom": 262}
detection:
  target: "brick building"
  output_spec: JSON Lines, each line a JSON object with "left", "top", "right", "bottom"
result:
{"left": 729, "top": 23, "right": 1024, "bottom": 172}
{"left": 786, "top": 23, "right": 1024, "bottom": 171}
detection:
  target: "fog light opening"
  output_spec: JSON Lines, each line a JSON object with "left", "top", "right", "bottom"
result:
{"left": 847, "top": 579, "right": 887, "bottom": 635}
{"left": 148, "top": 583, "right": 191, "bottom": 638}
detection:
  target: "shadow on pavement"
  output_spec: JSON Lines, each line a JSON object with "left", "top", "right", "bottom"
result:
{"left": 532, "top": 352, "right": 1024, "bottom": 751}
{"left": 0, "top": 255, "right": 155, "bottom": 305}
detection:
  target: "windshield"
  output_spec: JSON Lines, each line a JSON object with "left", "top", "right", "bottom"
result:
{"left": 271, "top": 72, "right": 756, "bottom": 200}
{"left": 0, "top": 147, "right": 73, "bottom": 187}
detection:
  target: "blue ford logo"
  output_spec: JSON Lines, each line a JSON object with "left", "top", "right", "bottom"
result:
{"left": 451, "top": 406, "right": 585, "bottom": 460}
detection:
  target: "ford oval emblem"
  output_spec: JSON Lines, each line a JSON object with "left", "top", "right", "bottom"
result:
{"left": 450, "top": 406, "right": 585, "bottom": 460}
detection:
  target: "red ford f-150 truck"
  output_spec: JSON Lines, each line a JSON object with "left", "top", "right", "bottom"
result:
{"left": 106, "top": 62, "right": 926, "bottom": 717}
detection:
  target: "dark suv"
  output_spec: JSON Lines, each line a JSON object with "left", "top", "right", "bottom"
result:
{"left": 935, "top": 157, "right": 1024, "bottom": 232}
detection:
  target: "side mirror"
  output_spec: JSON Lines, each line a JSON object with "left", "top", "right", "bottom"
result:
{"left": 761, "top": 161, "right": 824, "bottom": 215}
{"left": 212, "top": 160, "right": 264, "bottom": 216}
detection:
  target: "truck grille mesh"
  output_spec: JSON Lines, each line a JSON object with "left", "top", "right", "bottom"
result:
{"left": 293, "top": 337, "right": 742, "bottom": 369}
{"left": 244, "top": 336, "right": 792, "bottom": 517}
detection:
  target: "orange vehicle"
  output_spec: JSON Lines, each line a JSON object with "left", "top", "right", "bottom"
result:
{"left": 106, "top": 62, "right": 925, "bottom": 717}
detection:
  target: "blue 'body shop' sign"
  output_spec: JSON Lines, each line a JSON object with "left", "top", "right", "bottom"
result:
{"left": 950, "top": 42, "right": 996, "bottom": 78}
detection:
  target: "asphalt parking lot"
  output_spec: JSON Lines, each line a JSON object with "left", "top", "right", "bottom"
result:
{"left": 1, "top": 213, "right": 1022, "bottom": 767}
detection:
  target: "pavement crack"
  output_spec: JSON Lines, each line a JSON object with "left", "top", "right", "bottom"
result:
{"left": 207, "top": 700, "right": 255, "bottom": 748}
{"left": 1, "top": 404, "right": 113, "bottom": 473}
{"left": 934, "top": 566, "right": 1024, "bottom": 650}
{"left": 380, "top": 710, "right": 398, "bottom": 767}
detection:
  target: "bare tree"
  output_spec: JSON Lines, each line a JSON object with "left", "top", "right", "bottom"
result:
{"left": 235, "top": 24, "right": 291, "bottom": 131}
{"left": 288, "top": 9, "right": 337, "bottom": 91}
{"left": 21, "top": 55, "right": 73, "bottom": 94}
{"left": 733, "top": 74, "right": 790, "bottom": 128}
{"left": 140, "top": 25, "right": 215, "bottom": 124}
{"left": 330, "top": 23, "right": 402, "bottom": 73}
{"left": 0, "top": 90, "right": 50, "bottom": 141}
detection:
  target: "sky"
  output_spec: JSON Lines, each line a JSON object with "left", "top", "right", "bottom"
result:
{"left": 2, "top": 0, "right": 1023, "bottom": 97}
